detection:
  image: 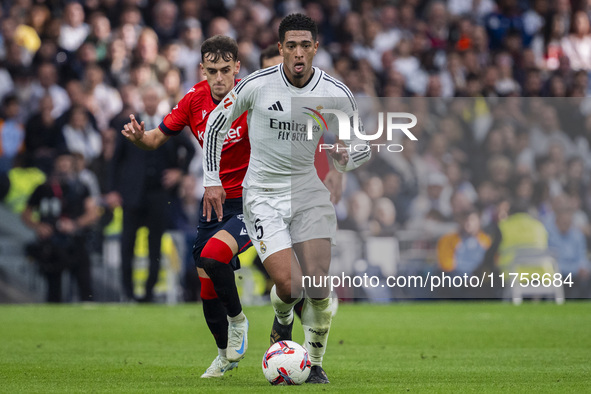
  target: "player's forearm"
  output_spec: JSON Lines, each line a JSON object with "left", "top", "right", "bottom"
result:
{"left": 131, "top": 128, "right": 169, "bottom": 150}
{"left": 202, "top": 132, "right": 224, "bottom": 187}
{"left": 202, "top": 109, "right": 231, "bottom": 187}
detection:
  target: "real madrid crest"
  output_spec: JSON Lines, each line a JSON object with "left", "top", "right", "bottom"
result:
{"left": 259, "top": 241, "right": 267, "bottom": 254}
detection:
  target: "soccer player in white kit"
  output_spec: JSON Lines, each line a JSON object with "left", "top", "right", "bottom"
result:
{"left": 202, "top": 14, "right": 370, "bottom": 383}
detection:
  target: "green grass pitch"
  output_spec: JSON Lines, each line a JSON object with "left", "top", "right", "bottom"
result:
{"left": 1, "top": 301, "right": 590, "bottom": 392}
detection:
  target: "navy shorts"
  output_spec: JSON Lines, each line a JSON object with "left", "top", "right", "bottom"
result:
{"left": 192, "top": 197, "right": 252, "bottom": 271}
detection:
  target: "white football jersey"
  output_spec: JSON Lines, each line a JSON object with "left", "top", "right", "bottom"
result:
{"left": 203, "top": 64, "right": 371, "bottom": 191}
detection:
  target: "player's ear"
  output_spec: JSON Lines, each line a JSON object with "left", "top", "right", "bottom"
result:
{"left": 234, "top": 60, "right": 241, "bottom": 75}
{"left": 314, "top": 41, "right": 319, "bottom": 54}
{"left": 199, "top": 63, "right": 205, "bottom": 77}
{"left": 278, "top": 42, "right": 283, "bottom": 56}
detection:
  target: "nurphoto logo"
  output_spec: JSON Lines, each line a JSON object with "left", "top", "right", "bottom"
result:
{"left": 305, "top": 108, "right": 418, "bottom": 153}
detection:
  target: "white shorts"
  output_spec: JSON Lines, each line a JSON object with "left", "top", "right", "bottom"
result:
{"left": 243, "top": 178, "right": 336, "bottom": 262}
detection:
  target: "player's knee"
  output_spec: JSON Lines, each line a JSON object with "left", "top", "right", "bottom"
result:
{"left": 199, "top": 276, "right": 217, "bottom": 300}
{"left": 201, "top": 257, "right": 224, "bottom": 276}
{"left": 274, "top": 279, "right": 296, "bottom": 302}
{"left": 201, "top": 238, "right": 234, "bottom": 264}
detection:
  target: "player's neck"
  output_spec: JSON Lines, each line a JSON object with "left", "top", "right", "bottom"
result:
{"left": 211, "top": 80, "right": 237, "bottom": 102}
{"left": 283, "top": 66, "right": 315, "bottom": 88}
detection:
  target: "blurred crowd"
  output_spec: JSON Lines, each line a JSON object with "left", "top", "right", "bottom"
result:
{"left": 1, "top": 0, "right": 591, "bottom": 300}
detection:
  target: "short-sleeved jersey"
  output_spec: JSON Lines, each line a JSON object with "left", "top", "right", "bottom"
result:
{"left": 159, "top": 79, "right": 249, "bottom": 199}
{"left": 28, "top": 180, "right": 90, "bottom": 227}
{"left": 202, "top": 65, "right": 371, "bottom": 191}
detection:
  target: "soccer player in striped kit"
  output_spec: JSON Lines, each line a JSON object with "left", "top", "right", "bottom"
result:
{"left": 202, "top": 14, "right": 371, "bottom": 383}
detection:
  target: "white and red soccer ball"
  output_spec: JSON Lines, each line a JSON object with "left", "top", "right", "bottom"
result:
{"left": 262, "top": 340, "right": 311, "bottom": 385}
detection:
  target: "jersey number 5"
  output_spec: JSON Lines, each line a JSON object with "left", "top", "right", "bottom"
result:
{"left": 254, "top": 218, "right": 264, "bottom": 240}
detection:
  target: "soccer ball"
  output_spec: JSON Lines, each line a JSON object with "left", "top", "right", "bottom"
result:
{"left": 262, "top": 340, "right": 311, "bottom": 385}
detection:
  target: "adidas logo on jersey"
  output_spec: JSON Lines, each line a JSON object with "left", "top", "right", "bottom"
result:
{"left": 268, "top": 101, "right": 284, "bottom": 111}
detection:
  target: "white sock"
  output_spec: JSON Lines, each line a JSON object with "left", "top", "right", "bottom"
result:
{"left": 301, "top": 297, "right": 332, "bottom": 366}
{"left": 228, "top": 311, "right": 246, "bottom": 323}
{"left": 218, "top": 348, "right": 226, "bottom": 358}
{"left": 271, "top": 285, "right": 302, "bottom": 325}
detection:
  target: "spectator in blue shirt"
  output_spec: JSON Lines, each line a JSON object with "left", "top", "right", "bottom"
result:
{"left": 547, "top": 205, "right": 591, "bottom": 298}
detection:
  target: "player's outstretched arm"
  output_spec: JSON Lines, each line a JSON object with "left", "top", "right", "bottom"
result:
{"left": 121, "top": 114, "right": 170, "bottom": 150}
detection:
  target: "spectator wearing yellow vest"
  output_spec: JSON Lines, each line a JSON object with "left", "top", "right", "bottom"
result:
{"left": 479, "top": 199, "right": 552, "bottom": 287}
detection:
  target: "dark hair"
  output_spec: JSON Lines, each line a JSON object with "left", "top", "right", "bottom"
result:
{"left": 259, "top": 44, "right": 280, "bottom": 67}
{"left": 2, "top": 94, "right": 19, "bottom": 107}
{"left": 201, "top": 35, "right": 238, "bottom": 63}
{"left": 278, "top": 13, "right": 318, "bottom": 43}
{"left": 509, "top": 198, "right": 531, "bottom": 215}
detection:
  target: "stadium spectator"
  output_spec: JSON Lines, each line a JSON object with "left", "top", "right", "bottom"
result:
{"left": 134, "top": 28, "right": 170, "bottom": 83}
{"left": 438, "top": 209, "right": 491, "bottom": 276}
{"left": 339, "top": 190, "right": 373, "bottom": 235}
{"left": 60, "top": 104, "right": 102, "bottom": 164}
{"left": 29, "top": 62, "right": 70, "bottom": 120}
{"left": 21, "top": 152, "right": 98, "bottom": 302}
{"left": 369, "top": 197, "right": 397, "bottom": 237}
{"left": 0, "top": 94, "right": 25, "bottom": 174}
{"left": 109, "top": 84, "right": 195, "bottom": 302}
{"left": 546, "top": 202, "right": 591, "bottom": 298}
{"left": 86, "top": 12, "right": 112, "bottom": 63}
{"left": 24, "top": 94, "right": 64, "bottom": 174}
{"left": 161, "top": 67, "right": 183, "bottom": 110}
{"left": 56, "top": 79, "right": 99, "bottom": 133}
{"left": 561, "top": 11, "right": 591, "bottom": 71}
{"left": 58, "top": 2, "right": 89, "bottom": 53}
{"left": 171, "top": 173, "right": 201, "bottom": 302}
{"left": 480, "top": 199, "right": 550, "bottom": 277}
{"left": 82, "top": 63, "right": 123, "bottom": 131}
{"left": 151, "top": 0, "right": 179, "bottom": 46}
{"left": 102, "top": 38, "right": 131, "bottom": 87}
{"left": 0, "top": 66, "right": 15, "bottom": 102}
{"left": 175, "top": 18, "right": 203, "bottom": 87}
{"left": 409, "top": 172, "right": 452, "bottom": 223}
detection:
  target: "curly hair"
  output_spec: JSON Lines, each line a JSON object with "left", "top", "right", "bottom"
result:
{"left": 278, "top": 13, "right": 318, "bottom": 43}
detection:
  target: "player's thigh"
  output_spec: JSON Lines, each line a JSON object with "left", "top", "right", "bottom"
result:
{"left": 243, "top": 188, "right": 292, "bottom": 262}
{"left": 192, "top": 199, "right": 246, "bottom": 270}
{"left": 291, "top": 185, "right": 337, "bottom": 248}
{"left": 215, "top": 210, "right": 253, "bottom": 255}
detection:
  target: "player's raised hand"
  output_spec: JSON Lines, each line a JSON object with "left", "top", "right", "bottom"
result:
{"left": 327, "top": 143, "right": 349, "bottom": 166}
{"left": 121, "top": 114, "right": 145, "bottom": 143}
{"left": 203, "top": 186, "right": 226, "bottom": 222}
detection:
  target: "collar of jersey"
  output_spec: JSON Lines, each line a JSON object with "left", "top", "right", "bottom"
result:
{"left": 279, "top": 65, "right": 321, "bottom": 94}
